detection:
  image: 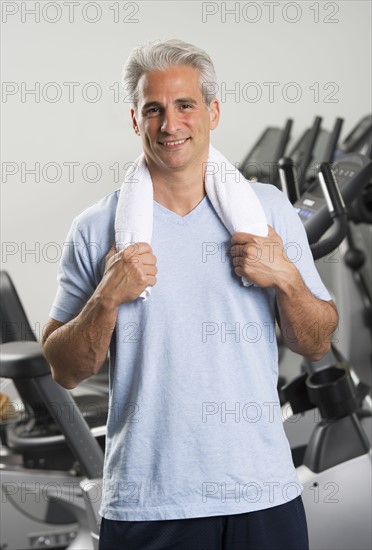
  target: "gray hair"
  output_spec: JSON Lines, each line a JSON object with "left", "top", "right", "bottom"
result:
{"left": 122, "top": 39, "right": 217, "bottom": 111}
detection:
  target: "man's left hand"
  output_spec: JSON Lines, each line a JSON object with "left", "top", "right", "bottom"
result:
{"left": 230, "top": 225, "right": 297, "bottom": 289}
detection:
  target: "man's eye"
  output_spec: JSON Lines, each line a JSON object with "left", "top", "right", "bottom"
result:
{"left": 145, "top": 107, "right": 160, "bottom": 116}
{"left": 180, "top": 104, "right": 193, "bottom": 109}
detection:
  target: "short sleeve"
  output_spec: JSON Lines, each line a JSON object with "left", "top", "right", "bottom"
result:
{"left": 48, "top": 189, "right": 118, "bottom": 323}
{"left": 49, "top": 219, "right": 100, "bottom": 323}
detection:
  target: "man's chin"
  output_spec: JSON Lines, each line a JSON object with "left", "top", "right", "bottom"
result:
{"left": 156, "top": 151, "right": 192, "bottom": 171}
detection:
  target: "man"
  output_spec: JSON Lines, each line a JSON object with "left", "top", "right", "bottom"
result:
{"left": 42, "top": 39, "right": 338, "bottom": 550}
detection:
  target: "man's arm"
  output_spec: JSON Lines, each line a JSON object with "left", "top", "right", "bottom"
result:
{"left": 274, "top": 272, "right": 338, "bottom": 360}
{"left": 42, "top": 242, "right": 157, "bottom": 389}
{"left": 230, "top": 226, "right": 338, "bottom": 361}
{"left": 42, "top": 303, "right": 117, "bottom": 390}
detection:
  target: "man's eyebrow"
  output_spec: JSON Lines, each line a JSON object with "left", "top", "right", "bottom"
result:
{"left": 174, "top": 97, "right": 197, "bottom": 105}
{"left": 141, "top": 97, "right": 198, "bottom": 111}
{"left": 141, "top": 100, "right": 162, "bottom": 111}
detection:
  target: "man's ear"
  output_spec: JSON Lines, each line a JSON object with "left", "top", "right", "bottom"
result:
{"left": 209, "top": 98, "right": 220, "bottom": 130}
{"left": 131, "top": 108, "right": 140, "bottom": 135}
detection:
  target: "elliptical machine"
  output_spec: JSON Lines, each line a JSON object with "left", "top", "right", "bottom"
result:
{"left": 0, "top": 269, "right": 109, "bottom": 550}
{"left": 279, "top": 154, "right": 372, "bottom": 550}
{"left": 0, "top": 340, "right": 105, "bottom": 550}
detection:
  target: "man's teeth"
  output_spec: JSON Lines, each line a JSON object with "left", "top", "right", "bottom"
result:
{"left": 162, "top": 139, "right": 187, "bottom": 146}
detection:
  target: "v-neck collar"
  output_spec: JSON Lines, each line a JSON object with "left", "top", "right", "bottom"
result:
{"left": 153, "top": 196, "right": 209, "bottom": 225}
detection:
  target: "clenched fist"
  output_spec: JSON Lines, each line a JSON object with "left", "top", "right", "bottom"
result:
{"left": 230, "top": 225, "right": 297, "bottom": 289}
{"left": 96, "top": 242, "right": 158, "bottom": 307}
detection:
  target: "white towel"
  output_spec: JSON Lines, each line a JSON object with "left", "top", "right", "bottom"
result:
{"left": 114, "top": 155, "right": 153, "bottom": 300}
{"left": 115, "top": 144, "right": 268, "bottom": 300}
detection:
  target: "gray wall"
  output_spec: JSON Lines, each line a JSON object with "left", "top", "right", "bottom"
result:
{"left": 1, "top": 0, "right": 371, "bottom": 333}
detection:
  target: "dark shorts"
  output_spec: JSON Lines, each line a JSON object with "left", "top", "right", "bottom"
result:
{"left": 98, "top": 495, "right": 309, "bottom": 550}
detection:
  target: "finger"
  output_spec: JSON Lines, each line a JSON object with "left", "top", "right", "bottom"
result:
{"left": 267, "top": 225, "right": 276, "bottom": 237}
{"left": 119, "top": 243, "right": 151, "bottom": 262}
{"left": 230, "top": 243, "right": 247, "bottom": 257}
{"left": 147, "top": 275, "right": 157, "bottom": 287}
{"left": 265, "top": 225, "right": 283, "bottom": 247}
{"left": 234, "top": 266, "right": 244, "bottom": 277}
{"left": 231, "top": 243, "right": 262, "bottom": 261}
{"left": 231, "top": 256, "right": 244, "bottom": 267}
{"left": 144, "top": 265, "right": 158, "bottom": 276}
{"left": 133, "top": 242, "right": 154, "bottom": 254}
{"left": 141, "top": 253, "right": 157, "bottom": 266}
{"left": 117, "top": 242, "right": 152, "bottom": 256}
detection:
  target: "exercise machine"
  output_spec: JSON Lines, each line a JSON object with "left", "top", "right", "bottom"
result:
{"left": 336, "top": 114, "right": 372, "bottom": 159}
{"left": 0, "top": 271, "right": 108, "bottom": 550}
{"left": 239, "top": 118, "right": 293, "bottom": 187}
{"left": 0, "top": 340, "right": 105, "bottom": 550}
{"left": 280, "top": 154, "right": 372, "bottom": 549}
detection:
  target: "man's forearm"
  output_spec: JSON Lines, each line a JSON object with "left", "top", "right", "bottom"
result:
{"left": 42, "top": 295, "right": 118, "bottom": 389}
{"left": 275, "top": 268, "right": 339, "bottom": 361}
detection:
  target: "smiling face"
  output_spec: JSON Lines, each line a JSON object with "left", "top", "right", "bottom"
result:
{"left": 131, "top": 64, "right": 220, "bottom": 178}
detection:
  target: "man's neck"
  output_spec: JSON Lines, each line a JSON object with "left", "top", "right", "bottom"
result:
{"left": 154, "top": 182, "right": 206, "bottom": 217}
{"left": 148, "top": 160, "right": 207, "bottom": 218}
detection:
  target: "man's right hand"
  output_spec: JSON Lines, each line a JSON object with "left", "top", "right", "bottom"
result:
{"left": 43, "top": 242, "right": 157, "bottom": 388}
{"left": 97, "top": 242, "right": 158, "bottom": 307}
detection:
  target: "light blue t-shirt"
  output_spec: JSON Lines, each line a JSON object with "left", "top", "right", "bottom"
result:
{"left": 50, "top": 182, "right": 331, "bottom": 521}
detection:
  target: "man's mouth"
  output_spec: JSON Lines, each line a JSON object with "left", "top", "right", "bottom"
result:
{"left": 158, "top": 138, "right": 190, "bottom": 149}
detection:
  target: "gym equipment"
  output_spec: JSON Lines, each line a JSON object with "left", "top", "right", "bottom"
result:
{"left": 280, "top": 157, "right": 372, "bottom": 549}
{"left": 239, "top": 118, "right": 293, "bottom": 187}
{"left": 240, "top": 115, "right": 346, "bottom": 198}
{"left": 294, "top": 153, "right": 371, "bottom": 247}
{"left": 277, "top": 115, "right": 372, "bottom": 387}
{"left": 0, "top": 271, "right": 108, "bottom": 550}
{"left": 288, "top": 116, "right": 344, "bottom": 192}
{"left": 330, "top": 115, "right": 372, "bottom": 380}
{"left": 336, "top": 114, "right": 372, "bottom": 159}
{"left": 274, "top": 116, "right": 345, "bottom": 386}
{"left": 291, "top": 151, "right": 372, "bottom": 387}
{"left": 0, "top": 271, "right": 108, "bottom": 465}
{"left": 0, "top": 340, "right": 105, "bottom": 550}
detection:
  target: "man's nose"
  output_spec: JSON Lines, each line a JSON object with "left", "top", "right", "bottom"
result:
{"left": 160, "top": 108, "right": 181, "bottom": 134}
